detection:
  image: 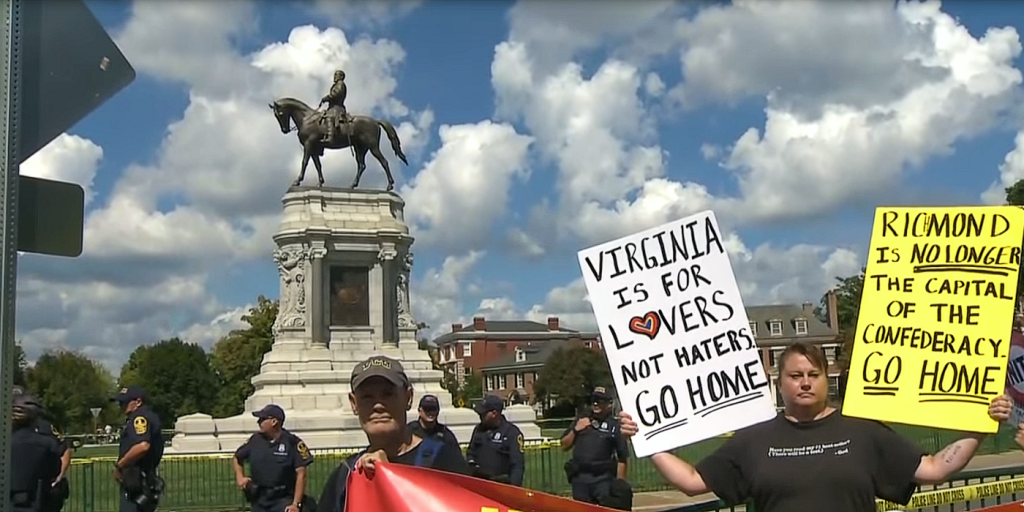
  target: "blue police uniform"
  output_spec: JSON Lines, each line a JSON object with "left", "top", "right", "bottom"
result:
{"left": 466, "top": 395, "right": 525, "bottom": 486}
{"left": 562, "top": 387, "right": 632, "bottom": 510}
{"left": 11, "top": 392, "right": 62, "bottom": 512}
{"left": 235, "top": 405, "right": 315, "bottom": 512}
{"left": 114, "top": 387, "right": 164, "bottom": 512}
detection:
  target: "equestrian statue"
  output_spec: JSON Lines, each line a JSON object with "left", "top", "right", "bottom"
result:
{"left": 269, "top": 69, "right": 408, "bottom": 191}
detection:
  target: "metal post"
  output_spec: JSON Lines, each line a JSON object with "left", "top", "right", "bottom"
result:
{"left": 0, "top": 0, "right": 20, "bottom": 507}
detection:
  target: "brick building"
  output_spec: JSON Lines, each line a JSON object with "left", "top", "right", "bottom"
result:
{"left": 432, "top": 316, "right": 601, "bottom": 389}
{"left": 749, "top": 290, "right": 841, "bottom": 408}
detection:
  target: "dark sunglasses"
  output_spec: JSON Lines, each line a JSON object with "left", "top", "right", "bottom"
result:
{"left": 257, "top": 416, "right": 274, "bottom": 424}
{"left": 421, "top": 407, "right": 439, "bottom": 414}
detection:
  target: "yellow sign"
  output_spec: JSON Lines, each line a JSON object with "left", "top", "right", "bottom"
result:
{"left": 844, "top": 206, "right": 1024, "bottom": 432}
{"left": 133, "top": 416, "right": 148, "bottom": 435}
{"left": 297, "top": 441, "right": 310, "bottom": 460}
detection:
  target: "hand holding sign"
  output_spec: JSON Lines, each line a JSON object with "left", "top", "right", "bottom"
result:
{"left": 577, "top": 210, "right": 776, "bottom": 457}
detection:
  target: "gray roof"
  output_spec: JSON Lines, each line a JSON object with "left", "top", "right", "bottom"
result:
{"left": 457, "top": 320, "right": 577, "bottom": 333}
{"left": 433, "top": 320, "right": 590, "bottom": 345}
{"left": 479, "top": 341, "right": 563, "bottom": 371}
{"left": 746, "top": 304, "right": 835, "bottom": 340}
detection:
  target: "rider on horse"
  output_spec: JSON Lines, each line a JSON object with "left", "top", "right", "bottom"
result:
{"left": 319, "top": 69, "right": 351, "bottom": 143}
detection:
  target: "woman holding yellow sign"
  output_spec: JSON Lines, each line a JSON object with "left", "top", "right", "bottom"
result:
{"left": 619, "top": 341, "right": 1013, "bottom": 512}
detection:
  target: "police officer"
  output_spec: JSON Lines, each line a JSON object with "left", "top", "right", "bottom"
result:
{"left": 560, "top": 387, "right": 631, "bottom": 509}
{"left": 13, "top": 386, "right": 72, "bottom": 512}
{"left": 466, "top": 395, "right": 525, "bottom": 486}
{"left": 407, "top": 394, "right": 461, "bottom": 453}
{"left": 233, "top": 404, "right": 314, "bottom": 512}
{"left": 10, "top": 389, "right": 63, "bottom": 512}
{"left": 112, "top": 386, "right": 164, "bottom": 512}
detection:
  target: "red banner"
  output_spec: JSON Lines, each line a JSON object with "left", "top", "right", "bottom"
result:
{"left": 976, "top": 502, "right": 1024, "bottom": 512}
{"left": 345, "top": 463, "right": 621, "bottom": 512}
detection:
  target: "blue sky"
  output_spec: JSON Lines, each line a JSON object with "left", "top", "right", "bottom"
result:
{"left": 16, "top": 0, "right": 1024, "bottom": 372}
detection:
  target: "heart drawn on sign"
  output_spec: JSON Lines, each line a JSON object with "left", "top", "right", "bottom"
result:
{"left": 628, "top": 312, "right": 660, "bottom": 340}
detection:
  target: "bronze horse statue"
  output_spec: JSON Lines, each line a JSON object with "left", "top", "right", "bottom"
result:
{"left": 269, "top": 97, "right": 408, "bottom": 191}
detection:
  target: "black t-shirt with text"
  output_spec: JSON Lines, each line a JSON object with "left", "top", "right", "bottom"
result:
{"left": 316, "top": 437, "right": 470, "bottom": 512}
{"left": 695, "top": 411, "right": 926, "bottom": 512}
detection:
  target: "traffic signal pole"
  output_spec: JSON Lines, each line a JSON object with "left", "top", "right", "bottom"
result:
{"left": 0, "top": 0, "right": 22, "bottom": 507}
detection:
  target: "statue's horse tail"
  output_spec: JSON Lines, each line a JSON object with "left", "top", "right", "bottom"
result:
{"left": 377, "top": 119, "right": 408, "bottom": 165}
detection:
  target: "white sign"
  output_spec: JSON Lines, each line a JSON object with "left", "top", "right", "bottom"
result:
{"left": 577, "top": 210, "right": 777, "bottom": 457}
{"left": 90, "top": 407, "right": 102, "bottom": 418}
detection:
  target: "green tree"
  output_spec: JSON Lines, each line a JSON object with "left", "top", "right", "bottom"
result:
{"left": 25, "top": 349, "right": 116, "bottom": 433}
{"left": 1006, "top": 179, "right": 1024, "bottom": 309}
{"left": 13, "top": 341, "right": 26, "bottom": 387}
{"left": 120, "top": 337, "right": 220, "bottom": 428}
{"left": 457, "top": 373, "right": 483, "bottom": 405}
{"left": 533, "top": 346, "right": 613, "bottom": 414}
{"left": 210, "top": 296, "right": 277, "bottom": 417}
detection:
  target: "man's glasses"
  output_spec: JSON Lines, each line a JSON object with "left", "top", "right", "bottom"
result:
{"left": 422, "top": 408, "right": 439, "bottom": 415}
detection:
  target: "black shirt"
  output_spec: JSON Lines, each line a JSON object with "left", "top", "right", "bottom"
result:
{"left": 316, "top": 437, "right": 470, "bottom": 512}
{"left": 11, "top": 425, "right": 62, "bottom": 496}
{"left": 466, "top": 416, "right": 525, "bottom": 485}
{"left": 562, "top": 413, "right": 629, "bottom": 471}
{"left": 33, "top": 416, "right": 69, "bottom": 455}
{"left": 235, "top": 430, "right": 314, "bottom": 489}
{"left": 118, "top": 405, "right": 163, "bottom": 471}
{"left": 407, "top": 419, "right": 461, "bottom": 451}
{"left": 695, "top": 411, "right": 925, "bottom": 512}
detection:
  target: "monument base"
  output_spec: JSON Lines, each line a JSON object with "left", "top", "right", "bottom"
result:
{"left": 168, "top": 186, "right": 542, "bottom": 453}
{"left": 170, "top": 342, "right": 542, "bottom": 453}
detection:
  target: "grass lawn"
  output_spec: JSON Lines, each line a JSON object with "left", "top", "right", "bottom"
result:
{"left": 61, "top": 423, "right": 1022, "bottom": 512}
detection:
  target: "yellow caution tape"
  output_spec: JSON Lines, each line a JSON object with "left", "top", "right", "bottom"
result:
{"left": 876, "top": 477, "right": 1024, "bottom": 511}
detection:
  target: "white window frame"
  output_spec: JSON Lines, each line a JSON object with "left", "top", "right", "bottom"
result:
{"left": 462, "top": 342, "right": 472, "bottom": 357}
{"left": 515, "top": 347, "right": 526, "bottom": 362}
{"left": 795, "top": 320, "right": 808, "bottom": 335}
{"left": 750, "top": 322, "right": 757, "bottom": 336}
{"left": 515, "top": 373, "right": 524, "bottom": 389}
{"left": 770, "top": 321, "right": 783, "bottom": 336}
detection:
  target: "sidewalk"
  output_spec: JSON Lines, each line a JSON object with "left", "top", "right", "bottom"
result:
{"left": 629, "top": 452, "right": 1024, "bottom": 512}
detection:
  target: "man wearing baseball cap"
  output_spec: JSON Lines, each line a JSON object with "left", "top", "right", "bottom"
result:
{"left": 316, "top": 355, "right": 469, "bottom": 512}
{"left": 13, "top": 386, "right": 72, "bottom": 512}
{"left": 232, "top": 404, "right": 314, "bottom": 512}
{"left": 466, "top": 394, "right": 525, "bottom": 486}
{"left": 11, "top": 388, "right": 63, "bottom": 512}
{"left": 560, "top": 386, "right": 631, "bottom": 509}
{"left": 407, "top": 394, "right": 461, "bottom": 454}
{"left": 112, "top": 386, "right": 164, "bottom": 512}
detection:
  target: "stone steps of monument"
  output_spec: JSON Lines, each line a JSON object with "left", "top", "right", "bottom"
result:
{"left": 250, "top": 368, "right": 444, "bottom": 387}
{"left": 261, "top": 347, "right": 435, "bottom": 366}
{"left": 168, "top": 405, "right": 546, "bottom": 453}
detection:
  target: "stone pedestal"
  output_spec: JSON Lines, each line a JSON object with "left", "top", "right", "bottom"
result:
{"left": 168, "top": 187, "right": 542, "bottom": 453}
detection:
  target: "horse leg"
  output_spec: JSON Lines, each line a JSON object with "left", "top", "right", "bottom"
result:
{"left": 295, "top": 145, "right": 311, "bottom": 187}
{"left": 368, "top": 144, "right": 395, "bottom": 192}
{"left": 312, "top": 154, "right": 324, "bottom": 187}
{"left": 351, "top": 146, "right": 369, "bottom": 189}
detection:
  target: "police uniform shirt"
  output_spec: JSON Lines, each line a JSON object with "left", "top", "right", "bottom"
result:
{"left": 234, "top": 430, "right": 314, "bottom": 489}
{"left": 119, "top": 406, "right": 163, "bottom": 470}
{"left": 11, "top": 426, "right": 62, "bottom": 505}
{"left": 407, "top": 420, "right": 461, "bottom": 451}
{"left": 563, "top": 414, "right": 630, "bottom": 469}
{"left": 33, "top": 416, "right": 70, "bottom": 455}
{"left": 466, "top": 418, "right": 525, "bottom": 485}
